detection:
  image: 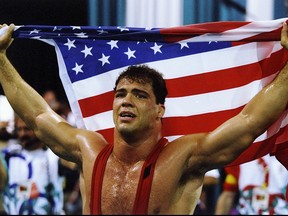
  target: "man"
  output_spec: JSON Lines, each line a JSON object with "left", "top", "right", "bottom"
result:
{"left": 0, "top": 116, "right": 65, "bottom": 214}
{"left": 0, "top": 22, "right": 288, "bottom": 215}
{"left": 215, "top": 154, "right": 288, "bottom": 215}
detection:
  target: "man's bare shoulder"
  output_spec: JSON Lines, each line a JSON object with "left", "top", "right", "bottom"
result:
{"left": 160, "top": 133, "right": 210, "bottom": 171}
{"left": 167, "top": 133, "right": 208, "bottom": 151}
{"left": 76, "top": 128, "right": 109, "bottom": 152}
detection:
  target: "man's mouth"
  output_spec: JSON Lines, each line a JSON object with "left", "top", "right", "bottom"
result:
{"left": 120, "top": 112, "right": 136, "bottom": 118}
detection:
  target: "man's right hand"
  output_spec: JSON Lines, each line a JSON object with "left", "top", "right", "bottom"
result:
{"left": 0, "top": 24, "right": 15, "bottom": 53}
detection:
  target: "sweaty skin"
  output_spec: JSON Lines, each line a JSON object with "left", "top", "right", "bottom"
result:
{"left": 0, "top": 22, "right": 288, "bottom": 214}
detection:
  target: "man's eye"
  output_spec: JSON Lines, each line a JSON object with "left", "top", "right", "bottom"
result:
{"left": 136, "top": 94, "right": 146, "bottom": 99}
{"left": 115, "top": 93, "right": 124, "bottom": 98}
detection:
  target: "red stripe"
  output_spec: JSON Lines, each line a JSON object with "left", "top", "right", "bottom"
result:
{"left": 78, "top": 48, "right": 288, "bottom": 118}
{"left": 239, "top": 28, "right": 282, "bottom": 42}
{"left": 162, "top": 106, "right": 243, "bottom": 136}
{"left": 160, "top": 21, "right": 250, "bottom": 43}
{"left": 78, "top": 91, "right": 114, "bottom": 118}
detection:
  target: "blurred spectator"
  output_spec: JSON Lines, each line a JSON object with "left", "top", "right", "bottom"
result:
{"left": 0, "top": 95, "right": 15, "bottom": 144}
{"left": 0, "top": 115, "right": 65, "bottom": 214}
{"left": 194, "top": 169, "right": 220, "bottom": 215}
{"left": 215, "top": 154, "right": 288, "bottom": 215}
{"left": 42, "top": 90, "right": 61, "bottom": 114}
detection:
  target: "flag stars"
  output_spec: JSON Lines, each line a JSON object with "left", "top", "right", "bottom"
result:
{"left": 124, "top": 48, "right": 136, "bottom": 59}
{"left": 150, "top": 43, "right": 162, "bottom": 54}
{"left": 81, "top": 45, "right": 93, "bottom": 58}
{"left": 72, "top": 63, "right": 84, "bottom": 74}
{"left": 98, "top": 53, "right": 110, "bottom": 66}
{"left": 64, "top": 38, "right": 76, "bottom": 50}
{"left": 107, "top": 40, "right": 119, "bottom": 50}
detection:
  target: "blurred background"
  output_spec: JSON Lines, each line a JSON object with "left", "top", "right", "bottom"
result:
{"left": 0, "top": 0, "right": 287, "bottom": 101}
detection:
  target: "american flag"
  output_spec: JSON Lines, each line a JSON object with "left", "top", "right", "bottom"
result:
{"left": 13, "top": 18, "right": 288, "bottom": 169}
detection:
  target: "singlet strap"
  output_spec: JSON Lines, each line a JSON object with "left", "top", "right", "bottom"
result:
{"left": 132, "top": 137, "right": 168, "bottom": 214}
{"left": 90, "top": 144, "right": 113, "bottom": 214}
{"left": 90, "top": 137, "right": 167, "bottom": 215}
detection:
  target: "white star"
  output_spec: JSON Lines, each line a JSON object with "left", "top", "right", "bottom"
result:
{"left": 97, "top": 29, "right": 108, "bottom": 34}
{"left": 98, "top": 53, "right": 110, "bottom": 66}
{"left": 150, "top": 43, "right": 162, "bottom": 54}
{"left": 71, "top": 26, "right": 81, "bottom": 30}
{"left": 64, "top": 39, "right": 76, "bottom": 50}
{"left": 29, "top": 29, "right": 40, "bottom": 35}
{"left": 53, "top": 26, "right": 62, "bottom": 31}
{"left": 81, "top": 45, "right": 93, "bottom": 58}
{"left": 107, "top": 40, "right": 119, "bottom": 50}
{"left": 179, "top": 42, "right": 189, "bottom": 49}
{"left": 209, "top": 41, "right": 218, "bottom": 44}
{"left": 124, "top": 48, "right": 136, "bottom": 59}
{"left": 75, "top": 32, "right": 88, "bottom": 38}
{"left": 117, "top": 26, "right": 129, "bottom": 32}
{"left": 72, "top": 63, "right": 83, "bottom": 74}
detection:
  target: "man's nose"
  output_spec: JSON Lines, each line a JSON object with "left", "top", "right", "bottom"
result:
{"left": 121, "top": 94, "right": 133, "bottom": 107}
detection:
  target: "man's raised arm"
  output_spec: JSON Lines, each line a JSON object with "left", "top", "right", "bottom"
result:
{"left": 195, "top": 22, "right": 288, "bottom": 168}
{"left": 0, "top": 24, "right": 80, "bottom": 161}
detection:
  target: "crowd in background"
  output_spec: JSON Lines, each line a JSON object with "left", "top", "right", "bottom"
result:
{"left": 0, "top": 90, "right": 82, "bottom": 215}
{"left": 1, "top": 90, "right": 287, "bottom": 215}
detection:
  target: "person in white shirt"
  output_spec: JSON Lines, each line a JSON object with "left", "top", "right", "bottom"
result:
{"left": 0, "top": 116, "right": 65, "bottom": 215}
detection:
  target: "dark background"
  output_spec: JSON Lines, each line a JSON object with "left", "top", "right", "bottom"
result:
{"left": 0, "top": 0, "right": 89, "bottom": 100}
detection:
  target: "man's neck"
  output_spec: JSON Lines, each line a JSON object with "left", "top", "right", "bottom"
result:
{"left": 112, "top": 132, "right": 163, "bottom": 164}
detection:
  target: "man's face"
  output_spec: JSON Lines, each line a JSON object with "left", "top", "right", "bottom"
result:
{"left": 16, "top": 118, "right": 41, "bottom": 150}
{"left": 113, "top": 78, "right": 164, "bottom": 136}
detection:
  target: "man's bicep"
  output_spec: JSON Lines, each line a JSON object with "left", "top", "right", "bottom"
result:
{"left": 35, "top": 111, "right": 82, "bottom": 161}
{"left": 204, "top": 114, "right": 256, "bottom": 166}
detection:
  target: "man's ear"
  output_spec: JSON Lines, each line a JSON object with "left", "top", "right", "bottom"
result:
{"left": 158, "top": 104, "right": 165, "bottom": 118}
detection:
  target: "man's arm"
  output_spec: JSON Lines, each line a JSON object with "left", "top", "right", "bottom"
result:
{"left": 187, "top": 22, "right": 288, "bottom": 170}
{"left": 214, "top": 190, "right": 236, "bottom": 215}
{"left": 0, "top": 24, "right": 84, "bottom": 163}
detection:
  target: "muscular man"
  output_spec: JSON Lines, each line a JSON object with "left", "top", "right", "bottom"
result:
{"left": 0, "top": 22, "right": 288, "bottom": 214}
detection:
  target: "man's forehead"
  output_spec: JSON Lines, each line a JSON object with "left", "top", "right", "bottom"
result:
{"left": 116, "top": 78, "right": 152, "bottom": 90}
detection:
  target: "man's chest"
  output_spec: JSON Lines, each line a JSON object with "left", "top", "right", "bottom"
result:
{"left": 101, "top": 159, "right": 143, "bottom": 214}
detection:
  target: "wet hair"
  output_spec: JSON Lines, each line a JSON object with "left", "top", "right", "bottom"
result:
{"left": 114, "top": 64, "right": 168, "bottom": 104}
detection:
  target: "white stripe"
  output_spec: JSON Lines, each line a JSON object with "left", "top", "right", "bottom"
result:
{"left": 71, "top": 41, "right": 282, "bottom": 100}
